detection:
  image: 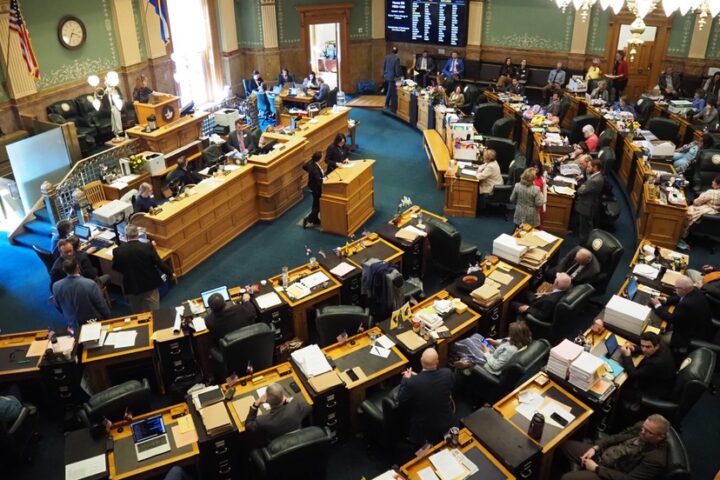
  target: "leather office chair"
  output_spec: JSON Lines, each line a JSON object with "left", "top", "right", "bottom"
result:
{"left": 486, "top": 181, "right": 514, "bottom": 220}
{"left": 598, "top": 127, "right": 615, "bottom": 150}
{"left": 557, "top": 95, "right": 571, "bottom": 124}
{"left": 249, "top": 426, "right": 332, "bottom": 480}
{"left": 0, "top": 400, "right": 38, "bottom": 461}
{"left": 690, "top": 213, "right": 720, "bottom": 251}
{"left": 525, "top": 284, "right": 596, "bottom": 343}
{"left": 566, "top": 115, "right": 601, "bottom": 145}
{"left": 77, "top": 378, "right": 151, "bottom": 427}
{"left": 46, "top": 102, "right": 98, "bottom": 154}
{"left": 210, "top": 322, "right": 275, "bottom": 380}
{"left": 242, "top": 79, "right": 253, "bottom": 98}
{"left": 638, "top": 347, "right": 715, "bottom": 428}
{"left": 75, "top": 94, "right": 113, "bottom": 139}
{"left": 582, "top": 229, "right": 624, "bottom": 297}
{"left": 32, "top": 245, "right": 55, "bottom": 274}
{"left": 202, "top": 144, "right": 223, "bottom": 167}
{"left": 461, "top": 339, "right": 551, "bottom": 405}
{"left": 647, "top": 117, "right": 680, "bottom": 143}
{"left": 314, "top": 305, "right": 370, "bottom": 347}
{"left": 634, "top": 97, "right": 655, "bottom": 127}
{"left": 327, "top": 87, "right": 338, "bottom": 108}
{"left": 459, "top": 84, "right": 481, "bottom": 115}
{"left": 490, "top": 116, "right": 516, "bottom": 139}
{"left": 357, "top": 386, "right": 413, "bottom": 452}
{"left": 692, "top": 149, "right": 720, "bottom": 193}
{"left": 425, "top": 216, "right": 479, "bottom": 276}
{"left": 472, "top": 103, "right": 503, "bottom": 135}
{"left": 485, "top": 136, "right": 521, "bottom": 174}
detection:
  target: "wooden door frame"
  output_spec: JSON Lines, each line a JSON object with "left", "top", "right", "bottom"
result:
{"left": 297, "top": 3, "right": 352, "bottom": 93}
{"left": 604, "top": 10, "right": 673, "bottom": 97}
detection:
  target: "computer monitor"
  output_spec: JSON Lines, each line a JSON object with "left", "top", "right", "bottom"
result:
{"left": 271, "top": 85, "right": 281, "bottom": 94}
{"left": 604, "top": 334, "right": 619, "bottom": 357}
{"left": 74, "top": 224, "right": 91, "bottom": 240}
{"left": 626, "top": 276, "right": 639, "bottom": 301}
{"left": 131, "top": 415, "right": 166, "bottom": 443}
{"left": 201, "top": 286, "right": 230, "bottom": 308}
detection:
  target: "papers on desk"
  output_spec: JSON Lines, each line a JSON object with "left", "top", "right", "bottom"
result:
{"left": 96, "top": 230, "right": 116, "bottom": 242}
{"left": 396, "top": 330, "right": 426, "bottom": 350}
{"left": 428, "top": 448, "right": 478, "bottom": 480}
{"left": 551, "top": 185, "right": 575, "bottom": 196}
{"left": 460, "top": 168, "right": 477, "bottom": 177}
{"left": 395, "top": 225, "right": 426, "bottom": 242}
{"left": 26, "top": 339, "right": 49, "bottom": 357}
{"left": 516, "top": 395, "right": 575, "bottom": 428}
{"left": 533, "top": 230, "right": 559, "bottom": 245}
{"left": 255, "top": 291, "right": 283, "bottom": 310}
{"left": 632, "top": 263, "right": 660, "bottom": 280}
{"left": 372, "top": 470, "right": 404, "bottom": 480}
{"left": 65, "top": 453, "right": 107, "bottom": 480}
{"left": 546, "top": 339, "right": 583, "bottom": 379}
{"left": 53, "top": 335, "right": 75, "bottom": 355}
{"left": 418, "top": 467, "right": 441, "bottom": 480}
{"left": 291, "top": 344, "right": 332, "bottom": 377}
{"left": 78, "top": 323, "right": 104, "bottom": 349}
{"left": 109, "top": 181, "right": 128, "bottom": 189}
{"left": 286, "top": 282, "right": 311, "bottom": 300}
{"left": 553, "top": 175, "right": 578, "bottom": 185}
{"left": 488, "top": 270, "right": 513, "bottom": 286}
{"left": 171, "top": 423, "right": 198, "bottom": 448}
{"left": 370, "top": 345, "right": 392, "bottom": 358}
{"left": 191, "top": 317, "right": 207, "bottom": 332}
{"left": 661, "top": 269, "right": 685, "bottom": 287}
{"left": 569, "top": 351, "right": 606, "bottom": 391}
{"left": 300, "top": 271, "right": 330, "bottom": 289}
{"left": 559, "top": 163, "right": 583, "bottom": 177}
{"left": 375, "top": 335, "right": 396, "bottom": 350}
{"left": 329, "top": 261, "right": 356, "bottom": 278}
{"left": 189, "top": 301, "right": 206, "bottom": 315}
{"left": 104, "top": 330, "right": 137, "bottom": 349}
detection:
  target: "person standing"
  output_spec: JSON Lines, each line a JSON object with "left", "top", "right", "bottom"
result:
{"left": 609, "top": 51, "right": 629, "bottom": 99}
{"left": 302, "top": 152, "right": 324, "bottom": 229}
{"left": 510, "top": 168, "right": 544, "bottom": 228}
{"left": 532, "top": 160, "right": 547, "bottom": 228}
{"left": 325, "top": 134, "right": 350, "bottom": 173}
{"left": 132, "top": 75, "right": 154, "bottom": 103}
{"left": 573, "top": 158, "right": 604, "bottom": 244}
{"left": 383, "top": 46, "right": 402, "bottom": 110}
{"left": 53, "top": 258, "right": 111, "bottom": 332}
{"left": 112, "top": 225, "right": 174, "bottom": 313}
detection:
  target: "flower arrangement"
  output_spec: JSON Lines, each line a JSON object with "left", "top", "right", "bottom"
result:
{"left": 397, "top": 195, "right": 413, "bottom": 213}
{"left": 426, "top": 85, "right": 446, "bottom": 105}
{"left": 127, "top": 154, "right": 145, "bottom": 173}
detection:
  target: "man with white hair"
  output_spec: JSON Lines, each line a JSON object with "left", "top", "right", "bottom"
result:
{"left": 545, "top": 246, "right": 600, "bottom": 286}
{"left": 246, "top": 382, "right": 311, "bottom": 443}
{"left": 512, "top": 272, "right": 573, "bottom": 324}
{"left": 582, "top": 124, "right": 599, "bottom": 153}
{"left": 650, "top": 275, "right": 712, "bottom": 355}
{"left": 560, "top": 414, "right": 670, "bottom": 479}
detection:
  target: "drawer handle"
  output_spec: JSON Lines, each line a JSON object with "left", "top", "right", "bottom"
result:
{"left": 215, "top": 446, "right": 228, "bottom": 455}
{"left": 326, "top": 400, "right": 336, "bottom": 408}
{"left": 520, "top": 467, "right": 533, "bottom": 478}
{"left": 54, "top": 374, "right": 67, "bottom": 381}
{"left": 59, "top": 392, "right": 72, "bottom": 399}
{"left": 325, "top": 418, "right": 338, "bottom": 427}
{"left": 218, "top": 465, "right": 231, "bottom": 474}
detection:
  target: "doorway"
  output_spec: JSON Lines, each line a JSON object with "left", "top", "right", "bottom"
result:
{"left": 309, "top": 23, "right": 340, "bottom": 90}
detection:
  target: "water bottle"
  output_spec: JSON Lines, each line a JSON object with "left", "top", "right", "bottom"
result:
{"left": 336, "top": 90, "right": 346, "bottom": 106}
{"left": 528, "top": 413, "right": 545, "bottom": 441}
{"left": 281, "top": 266, "right": 289, "bottom": 288}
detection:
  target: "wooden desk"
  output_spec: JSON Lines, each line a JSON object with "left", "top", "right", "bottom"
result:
{"left": 224, "top": 362, "right": 313, "bottom": 434}
{"left": 399, "top": 428, "right": 515, "bottom": 479}
{"left": 444, "top": 165, "right": 479, "bottom": 217}
{"left": 397, "top": 88, "right": 413, "bottom": 123}
{"left": 320, "top": 159, "right": 376, "bottom": 236}
{"left": 424, "top": 128, "right": 451, "bottom": 189}
{"left": 511, "top": 226, "right": 564, "bottom": 275}
{"left": 416, "top": 94, "right": 434, "bottom": 131}
{"left": 275, "top": 88, "right": 315, "bottom": 109}
{"left": 269, "top": 264, "right": 342, "bottom": 342}
{"left": 0, "top": 329, "right": 47, "bottom": 382}
{"left": 102, "top": 172, "right": 150, "bottom": 201}
{"left": 629, "top": 239, "right": 688, "bottom": 270}
{"left": 494, "top": 372, "right": 593, "bottom": 480}
{"left": 126, "top": 111, "right": 209, "bottom": 154}
{"left": 292, "top": 107, "right": 350, "bottom": 160}
{"left": 636, "top": 183, "right": 687, "bottom": 249}
{"left": 338, "top": 232, "right": 404, "bottom": 269}
{"left": 481, "top": 261, "right": 533, "bottom": 336}
{"left": 540, "top": 151, "right": 576, "bottom": 236}
{"left": 92, "top": 242, "right": 175, "bottom": 287}
{"left": 107, "top": 403, "right": 199, "bottom": 480}
{"left": 81, "top": 313, "right": 158, "bottom": 392}
{"left": 582, "top": 327, "right": 642, "bottom": 387}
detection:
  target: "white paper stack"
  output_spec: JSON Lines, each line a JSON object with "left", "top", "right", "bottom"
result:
{"left": 493, "top": 233, "right": 528, "bottom": 264}
{"left": 604, "top": 295, "right": 651, "bottom": 335}
{"left": 547, "top": 339, "right": 583, "bottom": 379}
{"left": 569, "top": 351, "right": 606, "bottom": 391}
{"left": 291, "top": 344, "right": 332, "bottom": 377}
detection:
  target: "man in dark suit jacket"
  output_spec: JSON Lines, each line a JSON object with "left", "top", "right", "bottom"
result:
{"left": 52, "top": 258, "right": 110, "bottom": 332}
{"left": 111, "top": 225, "right": 174, "bottom": 313}
{"left": 50, "top": 238, "right": 99, "bottom": 290}
{"left": 513, "top": 273, "right": 572, "bottom": 323}
{"left": 573, "top": 158, "right": 604, "bottom": 244}
{"left": 650, "top": 275, "right": 712, "bottom": 354}
{"left": 226, "top": 118, "right": 257, "bottom": 155}
{"left": 166, "top": 157, "right": 201, "bottom": 190}
{"left": 313, "top": 78, "right": 330, "bottom": 103}
{"left": 246, "top": 382, "right": 311, "bottom": 443}
{"left": 410, "top": 50, "right": 436, "bottom": 87}
{"left": 205, "top": 292, "right": 257, "bottom": 339}
{"left": 302, "top": 151, "right": 324, "bottom": 228}
{"left": 383, "top": 46, "right": 402, "bottom": 110}
{"left": 324, "top": 133, "right": 349, "bottom": 173}
{"left": 620, "top": 332, "right": 676, "bottom": 401}
{"left": 545, "top": 247, "right": 600, "bottom": 286}
{"left": 398, "top": 347, "right": 456, "bottom": 445}
{"left": 658, "top": 66, "right": 681, "bottom": 99}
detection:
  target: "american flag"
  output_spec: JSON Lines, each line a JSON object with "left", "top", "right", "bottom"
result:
{"left": 9, "top": 0, "right": 39, "bottom": 80}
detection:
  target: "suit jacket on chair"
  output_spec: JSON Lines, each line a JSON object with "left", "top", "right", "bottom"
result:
{"left": 574, "top": 171, "right": 603, "bottom": 217}
{"left": 398, "top": 368, "right": 455, "bottom": 444}
{"left": 245, "top": 397, "right": 311, "bottom": 443}
{"left": 111, "top": 240, "right": 173, "bottom": 295}
{"left": 654, "top": 288, "right": 712, "bottom": 350}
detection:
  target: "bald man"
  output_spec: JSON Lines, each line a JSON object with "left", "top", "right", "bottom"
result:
{"left": 512, "top": 273, "right": 572, "bottom": 324}
{"left": 398, "top": 348, "right": 456, "bottom": 445}
{"left": 545, "top": 246, "right": 600, "bottom": 285}
{"left": 246, "top": 382, "right": 311, "bottom": 443}
{"left": 650, "top": 275, "right": 712, "bottom": 355}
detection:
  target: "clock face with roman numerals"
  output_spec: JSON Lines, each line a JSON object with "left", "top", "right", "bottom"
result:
{"left": 58, "top": 16, "right": 86, "bottom": 50}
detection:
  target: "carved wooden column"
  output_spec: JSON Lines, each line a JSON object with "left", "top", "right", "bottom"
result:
{"left": 40, "top": 181, "right": 60, "bottom": 226}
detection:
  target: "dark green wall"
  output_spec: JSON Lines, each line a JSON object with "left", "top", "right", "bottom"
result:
{"left": 586, "top": 4, "right": 610, "bottom": 56}
{"left": 706, "top": 19, "right": 720, "bottom": 59}
{"left": 482, "top": 0, "right": 575, "bottom": 51}
{"left": 236, "top": 0, "right": 263, "bottom": 48}
{"left": 666, "top": 13, "right": 695, "bottom": 56}
{"left": 276, "top": 0, "right": 371, "bottom": 47}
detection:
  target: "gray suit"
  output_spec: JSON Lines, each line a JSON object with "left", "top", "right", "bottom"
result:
{"left": 383, "top": 52, "right": 402, "bottom": 109}
{"left": 573, "top": 171, "right": 604, "bottom": 243}
{"left": 52, "top": 274, "right": 110, "bottom": 331}
{"left": 245, "top": 396, "right": 311, "bottom": 443}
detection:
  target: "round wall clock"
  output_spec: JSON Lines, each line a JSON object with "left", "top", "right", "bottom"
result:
{"left": 58, "top": 16, "right": 86, "bottom": 50}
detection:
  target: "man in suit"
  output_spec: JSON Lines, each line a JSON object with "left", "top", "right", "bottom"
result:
{"left": 410, "top": 50, "right": 435, "bottom": 88}
{"left": 205, "top": 292, "right": 257, "bottom": 340}
{"left": 226, "top": 118, "right": 257, "bottom": 155}
{"left": 512, "top": 272, "right": 572, "bottom": 323}
{"left": 246, "top": 382, "right": 311, "bottom": 443}
{"left": 249, "top": 70, "right": 264, "bottom": 93}
{"left": 650, "top": 275, "right": 712, "bottom": 356}
{"left": 302, "top": 151, "right": 324, "bottom": 229}
{"left": 545, "top": 247, "right": 600, "bottom": 286}
{"left": 52, "top": 258, "right": 110, "bottom": 332}
{"left": 573, "top": 157, "right": 604, "bottom": 244}
{"left": 50, "top": 238, "right": 99, "bottom": 290}
{"left": 476, "top": 149, "right": 503, "bottom": 212}
{"left": 324, "top": 133, "right": 349, "bottom": 173}
{"left": 383, "top": 46, "right": 402, "bottom": 110}
{"left": 505, "top": 77, "right": 525, "bottom": 96}
{"left": 112, "top": 225, "right": 174, "bottom": 313}
{"left": 543, "top": 62, "right": 566, "bottom": 102}
{"left": 313, "top": 77, "right": 330, "bottom": 103}
{"left": 658, "top": 66, "right": 681, "bottom": 99}
{"left": 398, "top": 347, "right": 456, "bottom": 445}
{"left": 620, "top": 332, "right": 676, "bottom": 407}
{"left": 166, "top": 157, "right": 201, "bottom": 190}
{"left": 277, "top": 68, "right": 294, "bottom": 88}
{"left": 441, "top": 51, "right": 464, "bottom": 82}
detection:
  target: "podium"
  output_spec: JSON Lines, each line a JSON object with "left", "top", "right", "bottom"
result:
{"left": 320, "top": 159, "right": 375, "bottom": 236}
{"left": 133, "top": 93, "right": 181, "bottom": 127}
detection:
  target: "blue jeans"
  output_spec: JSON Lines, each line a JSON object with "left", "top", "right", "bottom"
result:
{"left": 672, "top": 144, "right": 699, "bottom": 173}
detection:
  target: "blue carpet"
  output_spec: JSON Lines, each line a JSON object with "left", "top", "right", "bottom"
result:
{"left": 1, "top": 108, "right": 718, "bottom": 478}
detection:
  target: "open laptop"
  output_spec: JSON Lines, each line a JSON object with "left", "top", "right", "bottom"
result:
{"left": 625, "top": 276, "right": 660, "bottom": 306}
{"left": 201, "top": 286, "right": 230, "bottom": 308}
{"left": 131, "top": 415, "right": 171, "bottom": 461}
{"left": 590, "top": 333, "right": 622, "bottom": 362}
{"left": 74, "top": 224, "right": 113, "bottom": 250}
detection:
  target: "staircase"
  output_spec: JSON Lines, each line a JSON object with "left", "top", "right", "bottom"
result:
{"left": 11, "top": 206, "right": 53, "bottom": 251}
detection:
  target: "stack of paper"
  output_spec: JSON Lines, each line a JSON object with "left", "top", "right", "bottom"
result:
{"left": 428, "top": 448, "right": 476, "bottom": 480}
{"left": 104, "top": 330, "right": 137, "bottom": 349}
{"left": 329, "top": 262, "right": 356, "bottom": 278}
{"left": 291, "top": 344, "right": 332, "bottom": 378}
{"left": 470, "top": 282, "right": 501, "bottom": 307}
{"left": 198, "top": 402, "right": 233, "bottom": 436}
{"left": 604, "top": 295, "right": 650, "bottom": 335}
{"left": 547, "top": 339, "right": 583, "bottom": 379}
{"left": 300, "top": 271, "right": 330, "bottom": 290}
{"left": 78, "top": 323, "right": 104, "bottom": 349}
{"left": 588, "top": 378, "right": 616, "bottom": 401}
{"left": 493, "top": 234, "right": 528, "bottom": 264}
{"left": 633, "top": 263, "right": 660, "bottom": 280}
{"left": 522, "top": 247, "right": 548, "bottom": 268}
{"left": 569, "top": 351, "right": 606, "bottom": 391}
{"left": 255, "top": 291, "right": 283, "bottom": 310}
{"left": 661, "top": 269, "right": 684, "bottom": 288}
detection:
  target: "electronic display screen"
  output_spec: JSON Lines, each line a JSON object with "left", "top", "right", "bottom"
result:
{"left": 201, "top": 286, "right": 230, "bottom": 308}
{"left": 131, "top": 415, "right": 166, "bottom": 443}
{"left": 385, "top": 0, "right": 468, "bottom": 47}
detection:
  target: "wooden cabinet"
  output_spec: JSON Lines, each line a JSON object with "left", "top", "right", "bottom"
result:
{"left": 320, "top": 160, "right": 375, "bottom": 236}
{"left": 397, "top": 88, "right": 411, "bottom": 123}
{"left": 636, "top": 184, "right": 686, "bottom": 248}
{"left": 444, "top": 170, "right": 478, "bottom": 217}
{"left": 126, "top": 111, "right": 209, "bottom": 154}
{"left": 416, "top": 95, "right": 433, "bottom": 131}
{"left": 544, "top": 192, "right": 573, "bottom": 235}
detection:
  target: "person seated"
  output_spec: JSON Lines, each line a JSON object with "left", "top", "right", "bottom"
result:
{"left": 505, "top": 77, "right": 525, "bottom": 96}
{"left": 693, "top": 97, "right": 719, "bottom": 126}
{"left": 672, "top": 133, "right": 712, "bottom": 174}
{"left": 205, "top": 291, "right": 257, "bottom": 340}
{"left": 516, "top": 59, "right": 529, "bottom": 85}
{"left": 409, "top": 50, "right": 436, "bottom": 87}
{"left": 249, "top": 70, "right": 264, "bottom": 93}
{"left": 589, "top": 80, "right": 609, "bottom": 103}
{"left": 496, "top": 57, "right": 515, "bottom": 89}
{"left": 679, "top": 174, "right": 720, "bottom": 249}
{"left": 166, "top": 156, "right": 201, "bottom": 188}
{"left": 441, "top": 51, "right": 464, "bottom": 81}
{"left": 545, "top": 91, "right": 562, "bottom": 116}
{"left": 451, "top": 321, "right": 532, "bottom": 375}
{"left": 685, "top": 264, "right": 720, "bottom": 299}
{"left": 398, "top": 348, "right": 456, "bottom": 445}
{"left": 133, "top": 182, "right": 157, "bottom": 214}
{"left": 313, "top": 78, "right": 329, "bottom": 103}
{"left": 245, "top": 382, "right": 311, "bottom": 443}
{"left": 543, "top": 62, "right": 566, "bottom": 102}
{"left": 0, "top": 384, "right": 23, "bottom": 426}
{"left": 325, "top": 133, "right": 350, "bottom": 173}
{"left": 225, "top": 118, "right": 258, "bottom": 156}
{"left": 302, "top": 71, "right": 319, "bottom": 89}
{"left": 582, "top": 124, "right": 599, "bottom": 153}
{"left": 447, "top": 84, "right": 465, "bottom": 107}
{"left": 50, "top": 238, "right": 102, "bottom": 290}
{"left": 613, "top": 95, "right": 636, "bottom": 115}
{"left": 658, "top": 66, "right": 681, "bottom": 99}
{"left": 132, "top": 74, "right": 154, "bottom": 103}
{"left": 475, "top": 148, "right": 504, "bottom": 211}
{"left": 559, "top": 414, "right": 670, "bottom": 480}
{"left": 585, "top": 58, "right": 603, "bottom": 82}
{"left": 511, "top": 272, "right": 572, "bottom": 323}
{"left": 276, "top": 68, "right": 294, "bottom": 88}
{"left": 50, "top": 219, "right": 74, "bottom": 258}
{"left": 545, "top": 247, "right": 600, "bottom": 286}
{"left": 650, "top": 275, "right": 712, "bottom": 356}
{"left": 619, "top": 332, "right": 676, "bottom": 409}
{"left": 690, "top": 88, "right": 706, "bottom": 115}
{"left": 563, "top": 143, "right": 590, "bottom": 164}
{"left": 703, "top": 71, "right": 720, "bottom": 100}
